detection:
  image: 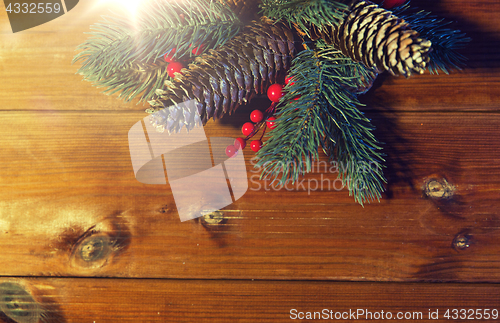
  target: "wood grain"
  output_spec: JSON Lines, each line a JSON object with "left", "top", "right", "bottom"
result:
{"left": 0, "top": 0, "right": 498, "bottom": 113}
{"left": 0, "top": 111, "right": 499, "bottom": 282}
{"left": 1, "top": 0, "right": 500, "bottom": 321}
{"left": 1, "top": 278, "right": 499, "bottom": 323}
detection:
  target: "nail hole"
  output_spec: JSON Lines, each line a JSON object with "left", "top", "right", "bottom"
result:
{"left": 157, "top": 205, "right": 169, "bottom": 214}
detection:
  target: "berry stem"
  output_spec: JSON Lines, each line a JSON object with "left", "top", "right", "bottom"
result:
{"left": 259, "top": 123, "right": 267, "bottom": 141}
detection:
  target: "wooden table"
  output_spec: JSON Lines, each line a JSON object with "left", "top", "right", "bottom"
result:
{"left": 0, "top": 0, "right": 499, "bottom": 321}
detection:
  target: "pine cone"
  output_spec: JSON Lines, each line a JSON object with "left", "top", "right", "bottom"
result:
{"left": 148, "top": 20, "right": 296, "bottom": 133}
{"left": 318, "top": 0, "right": 432, "bottom": 77}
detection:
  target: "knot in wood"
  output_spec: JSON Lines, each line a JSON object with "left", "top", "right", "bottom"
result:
{"left": 0, "top": 282, "right": 41, "bottom": 323}
{"left": 453, "top": 233, "right": 471, "bottom": 251}
{"left": 71, "top": 234, "right": 114, "bottom": 268}
{"left": 80, "top": 237, "right": 109, "bottom": 262}
{"left": 201, "top": 210, "right": 224, "bottom": 225}
{"left": 425, "top": 178, "right": 455, "bottom": 199}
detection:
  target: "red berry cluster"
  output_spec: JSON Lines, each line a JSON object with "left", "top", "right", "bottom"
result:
{"left": 225, "top": 82, "right": 285, "bottom": 157}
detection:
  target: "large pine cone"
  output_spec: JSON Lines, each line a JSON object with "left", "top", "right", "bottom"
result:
{"left": 315, "top": 0, "right": 432, "bottom": 77}
{"left": 148, "top": 20, "right": 296, "bottom": 133}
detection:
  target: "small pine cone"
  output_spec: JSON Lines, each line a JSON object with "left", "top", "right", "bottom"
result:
{"left": 148, "top": 20, "right": 296, "bottom": 133}
{"left": 332, "top": 0, "right": 432, "bottom": 77}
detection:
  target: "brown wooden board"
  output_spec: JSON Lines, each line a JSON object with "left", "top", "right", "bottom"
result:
{"left": 0, "top": 111, "right": 498, "bottom": 282}
{"left": 1, "top": 0, "right": 500, "bottom": 321}
{"left": 0, "top": 278, "right": 499, "bottom": 323}
{"left": 0, "top": 0, "right": 499, "bottom": 112}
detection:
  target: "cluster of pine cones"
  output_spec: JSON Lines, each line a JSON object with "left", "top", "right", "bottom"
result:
{"left": 148, "top": 0, "right": 432, "bottom": 133}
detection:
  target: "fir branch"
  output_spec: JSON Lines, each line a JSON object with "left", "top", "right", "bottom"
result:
{"left": 254, "top": 46, "right": 385, "bottom": 205}
{"left": 73, "top": 0, "right": 243, "bottom": 102}
{"left": 260, "top": 0, "right": 349, "bottom": 39}
{"left": 393, "top": 3, "right": 470, "bottom": 74}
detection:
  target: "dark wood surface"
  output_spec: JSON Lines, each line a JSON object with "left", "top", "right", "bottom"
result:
{"left": 1, "top": 278, "right": 500, "bottom": 322}
{"left": 0, "top": 0, "right": 499, "bottom": 322}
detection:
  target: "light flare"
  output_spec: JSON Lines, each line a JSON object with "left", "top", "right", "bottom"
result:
{"left": 100, "top": 0, "right": 146, "bottom": 15}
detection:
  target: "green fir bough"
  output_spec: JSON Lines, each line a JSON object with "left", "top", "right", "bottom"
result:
{"left": 73, "top": 0, "right": 243, "bottom": 102}
{"left": 73, "top": 0, "right": 470, "bottom": 205}
{"left": 260, "top": 0, "right": 349, "bottom": 38}
{"left": 255, "top": 45, "right": 385, "bottom": 205}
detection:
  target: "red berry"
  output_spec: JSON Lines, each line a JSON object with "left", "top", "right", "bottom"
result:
{"left": 293, "top": 95, "right": 301, "bottom": 101}
{"left": 250, "top": 110, "right": 264, "bottom": 123}
{"left": 191, "top": 44, "right": 205, "bottom": 55}
{"left": 167, "top": 62, "right": 184, "bottom": 78}
{"left": 234, "top": 138, "right": 246, "bottom": 150}
{"left": 267, "top": 84, "right": 284, "bottom": 102}
{"left": 285, "top": 76, "right": 294, "bottom": 86}
{"left": 225, "top": 145, "right": 238, "bottom": 158}
{"left": 383, "top": 0, "right": 406, "bottom": 9}
{"left": 250, "top": 140, "right": 262, "bottom": 152}
{"left": 266, "top": 116, "right": 277, "bottom": 130}
{"left": 241, "top": 122, "right": 255, "bottom": 136}
{"left": 164, "top": 48, "right": 176, "bottom": 62}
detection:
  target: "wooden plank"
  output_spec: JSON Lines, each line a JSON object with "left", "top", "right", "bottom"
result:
{"left": 0, "top": 0, "right": 499, "bottom": 112}
{"left": 0, "top": 110, "right": 499, "bottom": 282}
{"left": 0, "top": 0, "right": 499, "bottom": 321}
{"left": 0, "top": 0, "right": 137, "bottom": 111}
{"left": 0, "top": 278, "right": 499, "bottom": 322}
